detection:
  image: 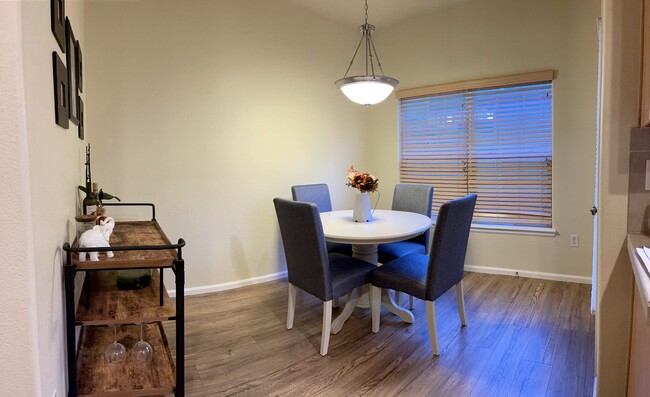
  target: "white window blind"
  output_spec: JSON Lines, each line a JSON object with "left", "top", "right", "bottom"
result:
{"left": 399, "top": 77, "right": 553, "bottom": 228}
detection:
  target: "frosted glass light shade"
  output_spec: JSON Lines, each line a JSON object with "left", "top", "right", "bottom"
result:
{"left": 336, "top": 76, "right": 399, "bottom": 106}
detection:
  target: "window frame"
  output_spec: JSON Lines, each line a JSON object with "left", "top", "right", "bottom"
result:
{"left": 397, "top": 70, "right": 556, "bottom": 233}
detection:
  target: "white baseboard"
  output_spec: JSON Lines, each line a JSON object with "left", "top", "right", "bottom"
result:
{"left": 168, "top": 264, "right": 590, "bottom": 297}
{"left": 465, "top": 265, "right": 592, "bottom": 284}
{"left": 168, "top": 270, "right": 287, "bottom": 297}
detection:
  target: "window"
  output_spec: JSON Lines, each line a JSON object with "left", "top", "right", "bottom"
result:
{"left": 398, "top": 71, "right": 554, "bottom": 229}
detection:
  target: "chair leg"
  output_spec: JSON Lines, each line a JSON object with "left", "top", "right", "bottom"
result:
{"left": 395, "top": 291, "right": 402, "bottom": 306}
{"left": 425, "top": 300, "right": 440, "bottom": 356}
{"left": 408, "top": 295, "right": 415, "bottom": 310}
{"left": 320, "top": 300, "right": 333, "bottom": 356}
{"left": 287, "top": 283, "right": 297, "bottom": 329}
{"left": 455, "top": 281, "right": 467, "bottom": 326}
{"left": 371, "top": 286, "right": 382, "bottom": 333}
{"left": 331, "top": 290, "right": 358, "bottom": 334}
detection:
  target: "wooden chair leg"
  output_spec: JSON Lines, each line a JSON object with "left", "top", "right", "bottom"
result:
{"left": 320, "top": 300, "right": 333, "bottom": 356}
{"left": 408, "top": 295, "right": 415, "bottom": 310}
{"left": 371, "top": 286, "right": 382, "bottom": 333}
{"left": 395, "top": 291, "right": 402, "bottom": 306}
{"left": 426, "top": 300, "right": 440, "bottom": 356}
{"left": 287, "top": 283, "right": 297, "bottom": 329}
{"left": 455, "top": 281, "right": 467, "bottom": 326}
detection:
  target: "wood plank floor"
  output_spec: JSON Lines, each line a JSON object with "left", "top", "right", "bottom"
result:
{"left": 165, "top": 272, "right": 594, "bottom": 397}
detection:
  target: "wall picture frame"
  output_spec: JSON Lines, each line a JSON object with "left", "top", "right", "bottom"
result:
{"left": 50, "top": 0, "right": 65, "bottom": 52}
{"left": 52, "top": 52, "right": 69, "bottom": 129}
{"left": 78, "top": 97, "right": 85, "bottom": 140}
{"left": 66, "top": 17, "right": 79, "bottom": 125}
{"left": 76, "top": 40, "right": 83, "bottom": 93}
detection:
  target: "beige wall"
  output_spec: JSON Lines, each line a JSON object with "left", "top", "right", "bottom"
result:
{"left": 85, "top": 0, "right": 368, "bottom": 289}
{"left": 21, "top": 1, "right": 87, "bottom": 396}
{"left": 367, "top": 0, "right": 601, "bottom": 279}
{"left": 595, "top": 0, "right": 641, "bottom": 394}
{"left": 0, "top": 1, "right": 87, "bottom": 396}
{"left": 0, "top": 3, "right": 41, "bottom": 396}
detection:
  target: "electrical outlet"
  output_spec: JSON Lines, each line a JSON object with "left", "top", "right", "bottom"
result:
{"left": 570, "top": 234, "right": 579, "bottom": 247}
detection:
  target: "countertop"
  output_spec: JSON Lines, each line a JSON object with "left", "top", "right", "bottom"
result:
{"left": 627, "top": 233, "right": 650, "bottom": 325}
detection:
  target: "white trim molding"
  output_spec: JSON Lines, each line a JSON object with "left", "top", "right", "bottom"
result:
{"left": 465, "top": 265, "right": 591, "bottom": 284}
{"left": 169, "top": 264, "right": 590, "bottom": 298}
{"left": 469, "top": 224, "right": 557, "bottom": 237}
{"left": 168, "top": 270, "right": 288, "bottom": 297}
{"left": 430, "top": 222, "right": 557, "bottom": 237}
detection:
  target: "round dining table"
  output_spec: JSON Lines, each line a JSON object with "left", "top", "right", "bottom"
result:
{"left": 320, "top": 209, "right": 432, "bottom": 332}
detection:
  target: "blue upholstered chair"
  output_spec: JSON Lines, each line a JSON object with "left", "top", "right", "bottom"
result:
{"left": 291, "top": 184, "right": 352, "bottom": 256}
{"left": 377, "top": 183, "right": 434, "bottom": 263}
{"left": 377, "top": 183, "right": 434, "bottom": 309}
{"left": 273, "top": 198, "right": 376, "bottom": 356}
{"left": 291, "top": 183, "right": 334, "bottom": 212}
{"left": 370, "top": 194, "right": 477, "bottom": 356}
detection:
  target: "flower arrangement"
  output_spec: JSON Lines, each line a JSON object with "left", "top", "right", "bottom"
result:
{"left": 346, "top": 165, "right": 379, "bottom": 193}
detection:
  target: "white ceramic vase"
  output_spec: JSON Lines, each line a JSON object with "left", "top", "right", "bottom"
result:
{"left": 353, "top": 191, "right": 372, "bottom": 222}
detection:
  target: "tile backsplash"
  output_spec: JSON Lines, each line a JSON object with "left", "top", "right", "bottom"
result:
{"left": 628, "top": 127, "right": 650, "bottom": 233}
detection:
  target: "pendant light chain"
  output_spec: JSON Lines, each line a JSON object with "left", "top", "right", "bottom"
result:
{"left": 365, "top": 0, "right": 369, "bottom": 25}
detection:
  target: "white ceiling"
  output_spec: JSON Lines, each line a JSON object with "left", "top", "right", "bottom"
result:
{"left": 286, "top": 0, "right": 469, "bottom": 29}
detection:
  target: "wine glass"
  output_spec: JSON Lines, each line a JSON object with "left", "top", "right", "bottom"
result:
{"left": 104, "top": 324, "right": 126, "bottom": 364}
{"left": 132, "top": 322, "right": 153, "bottom": 364}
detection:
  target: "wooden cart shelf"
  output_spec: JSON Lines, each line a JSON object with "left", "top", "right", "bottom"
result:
{"left": 71, "top": 221, "right": 177, "bottom": 270}
{"left": 64, "top": 204, "right": 185, "bottom": 397}
{"left": 76, "top": 323, "right": 176, "bottom": 397}
{"left": 76, "top": 270, "right": 176, "bottom": 326}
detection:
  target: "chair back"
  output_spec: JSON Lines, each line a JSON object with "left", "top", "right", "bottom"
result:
{"left": 392, "top": 183, "right": 434, "bottom": 249}
{"left": 273, "top": 198, "right": 332, "bottom": 301}
{"left": 426, "top": 194, "right": 477, "bottom": 301}
{"left": 291, "top": 184, "right": 333, "bottom": 213}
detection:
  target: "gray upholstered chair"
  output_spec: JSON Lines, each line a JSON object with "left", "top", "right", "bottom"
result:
{"left": 370, "top": 194, "right": 477, "bottom": 356}
{"left": 273, "top": 198, "right": 376, "bottom": 356}
{"left": 291, "top": 184, "right": 352, "bottom": 256}
{"left": 378, "top": 183, "right": 434, "bottom": 263}
{"left": 291, "top": 183, "right": 334, "bottom": 212}
{"left": 377, "top": 183, "right": 434, "bottom": 308}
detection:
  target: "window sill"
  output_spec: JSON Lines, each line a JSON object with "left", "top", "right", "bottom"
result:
{"left": 430, "top": 222, "right": 557, "bottom": 237}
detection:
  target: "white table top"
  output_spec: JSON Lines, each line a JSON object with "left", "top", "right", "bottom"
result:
{"left": 320, "top": 209, "right": 432, "bottom": 245}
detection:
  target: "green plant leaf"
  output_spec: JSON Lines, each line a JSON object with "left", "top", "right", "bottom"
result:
{"left": 98, "top": 189, "right": 121, "bottom": 202}
{"left": 79, "top": 185, "right": 121, "bottom": 201}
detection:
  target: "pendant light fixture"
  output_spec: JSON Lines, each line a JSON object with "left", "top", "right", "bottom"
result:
{"left": 335, "top": 0, "right": 398, "bottom": 106}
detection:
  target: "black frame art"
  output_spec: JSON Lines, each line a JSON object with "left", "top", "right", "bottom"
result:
{"left": 50, "top": 0, "right": 65, "bottom": 52}
{"left": 76, "top": 40, "right": 83, "bottom": 93}
{"left": 66, "top": 18, "right": 79, "bottom": 125}
{"left": 52, "top": 52, "right": 69, "bottom": 129}
{"left": 78, "top": 97, "right": 84, "bottom": 140}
